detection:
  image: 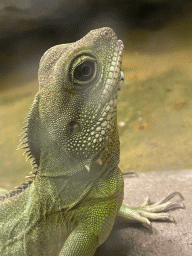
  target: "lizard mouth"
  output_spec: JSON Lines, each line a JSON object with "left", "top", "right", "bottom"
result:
{"left": 90, "top": 41, "right": 124, "bottom": 166}
{"left": 98, "top": 39, "right": 124, "bottom": 125}
{"left": 101, "top": 39, "right": 124, "bottom": 103}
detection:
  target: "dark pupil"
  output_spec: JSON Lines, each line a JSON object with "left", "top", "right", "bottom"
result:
{"left": 74, "top": 60, "right": 95, "bottom": 82}
{"left": 82, "top": 65, "right": 91, "bottom": 76}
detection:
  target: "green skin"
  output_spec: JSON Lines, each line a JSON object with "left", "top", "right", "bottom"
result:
{"left": 0, "top": 27, "right": 184, "bottom": 256}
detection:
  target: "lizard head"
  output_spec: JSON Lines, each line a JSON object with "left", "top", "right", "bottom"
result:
{"left": 22, "top": 27, "right": 124, "bottom": 175}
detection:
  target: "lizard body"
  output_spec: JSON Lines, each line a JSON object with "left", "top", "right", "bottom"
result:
{"left": 0, "top": 27, "right": 184, "bottom": 256}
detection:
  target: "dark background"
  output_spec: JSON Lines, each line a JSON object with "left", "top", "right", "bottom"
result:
{"left": 1, "top": 0, "right": 191, "bottom": 89}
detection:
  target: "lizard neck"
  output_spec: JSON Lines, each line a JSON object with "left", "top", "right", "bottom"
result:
{"left": 29, "top": 123, "right": 120, "bottom": 212}
{"left": 37, "top": 115, "right": 120, "bottom": 177}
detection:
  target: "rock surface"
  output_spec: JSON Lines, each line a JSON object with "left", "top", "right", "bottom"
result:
{"left": 96, "top": 169, "right": 192, "bottom": 256}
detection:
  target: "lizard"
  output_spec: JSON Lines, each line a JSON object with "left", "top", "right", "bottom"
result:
{"left": 0, "top": 27, "right": 185, "bottom": 256}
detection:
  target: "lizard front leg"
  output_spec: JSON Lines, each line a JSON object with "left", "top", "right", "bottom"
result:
{"left": 118, "top": 192, "right": 185, "bottom": 228}
{"left": 60, "top": 199, "right": 118, "bottom": 256}
{"left": 59, "top": 224, "right": 98, "bottom": 256}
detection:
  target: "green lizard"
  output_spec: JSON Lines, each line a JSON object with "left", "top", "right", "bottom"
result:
{"left": 0, "top": 27, "right": 184, "bottom": 256}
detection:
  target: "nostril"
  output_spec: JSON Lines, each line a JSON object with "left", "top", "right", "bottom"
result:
{"left": 104, "top": 31, "right": 109, "bottom": 37}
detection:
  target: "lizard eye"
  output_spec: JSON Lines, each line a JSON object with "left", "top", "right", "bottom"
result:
{"left": 70, "top": 55, "right": 97, "bottom": 86}
{"left": 74, "top": 60, "right": 95, "bottom": 82}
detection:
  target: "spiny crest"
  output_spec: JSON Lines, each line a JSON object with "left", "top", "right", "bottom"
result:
{"left": 0, "top": 177, "right": 35, "bottom": 201}
{"left": 0, "top": 111, "right": 39, "bottom": 202}
{"left": 17, "top": 109, "right": 39, "bottom": 168}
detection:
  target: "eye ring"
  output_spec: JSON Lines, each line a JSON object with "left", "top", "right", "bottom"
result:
{"left": 70, "top": 54, "right": 97, "bottom": 86}
{"left": 74, "top": 60, "right": 95, "bottom": 81}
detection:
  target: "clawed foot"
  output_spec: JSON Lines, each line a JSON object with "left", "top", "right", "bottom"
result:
{"left": 118, "top": 192, "right": 185, "bottom": 228}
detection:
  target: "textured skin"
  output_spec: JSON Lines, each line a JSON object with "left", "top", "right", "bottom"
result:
{"left": 0, "top": 28, "right": 184, "bottom": 256}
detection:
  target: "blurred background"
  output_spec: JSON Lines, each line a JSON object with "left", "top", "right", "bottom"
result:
{"left": 0, "top": 0, "right": 192, "bottom": 189}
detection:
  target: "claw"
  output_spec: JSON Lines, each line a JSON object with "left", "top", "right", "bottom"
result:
{"left": 142, "top": 221, "right": 153, "bottom": 232}
{"left": 139, "top": 211, "right": 175, "bottom": 222}
{"left": 159, "top": 192, "right": 184, "bottom": 204}
{"left": 123, "top": 170, "right": 138, "bottom": 177}
{"left": 168, "top": 215, "right": 176, "bottom": 223}
{"left": 163, "top": 200, "right": 185, "bottom": 211}
{"left": 118, "top": 191, "right": 185, "bottom": 229}
{"left": 141, "top": 197, "right": 150, "bottom": 207}
{"left": 140, "top": 198, "right": 184, "bottom": 213}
